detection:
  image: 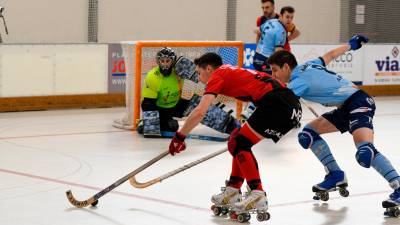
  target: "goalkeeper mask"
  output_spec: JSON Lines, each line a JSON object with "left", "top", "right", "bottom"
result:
{"left": 156, "top": 47, "right": 177, "bottom": 76}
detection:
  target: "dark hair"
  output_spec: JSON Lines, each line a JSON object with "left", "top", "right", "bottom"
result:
{"left": 194, "top": 52, "right": 223, "bottom": 69}
{"left": 280, "top": 6, "right": 295, "bottom": 15}
{"left": 261, "top": 0, "right": 274, "bottom": 4}
{"left": 267, "top": 50, "right": 298, "bottom": 70}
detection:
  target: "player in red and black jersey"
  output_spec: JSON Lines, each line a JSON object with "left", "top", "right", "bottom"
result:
{"left": 168, "top": 52, "right": 302, "bottom": 214}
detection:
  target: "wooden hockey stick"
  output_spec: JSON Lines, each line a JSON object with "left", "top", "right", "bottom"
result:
{"left": 130, "top": 147, "right": 228, "bottom": 188}
{"left": 300, "top": 98, "right": 320, "bottom": 118}
{"left": 65, "top": 150, "right": 169, "bottom": 208}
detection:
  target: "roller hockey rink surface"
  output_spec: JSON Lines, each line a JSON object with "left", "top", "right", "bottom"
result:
{"left": 1, "top": 97, "right": 400, "bottom": 225}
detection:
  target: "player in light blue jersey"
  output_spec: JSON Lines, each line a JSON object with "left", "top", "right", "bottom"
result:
{"left": 268, "top": 35, "right": 400, "bottom": 211}
{"left": 253, "top": 18, "right": 287, "bottom": 74}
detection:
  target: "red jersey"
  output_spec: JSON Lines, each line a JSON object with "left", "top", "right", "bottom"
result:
{"left": 204, "top": 65, "right": 286, "bottom": 103}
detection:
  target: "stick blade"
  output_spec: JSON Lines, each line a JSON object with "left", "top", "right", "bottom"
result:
{"left": 66, "top": 190, "right": 93, "bottom": 208}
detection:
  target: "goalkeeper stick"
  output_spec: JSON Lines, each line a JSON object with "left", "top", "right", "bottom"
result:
{"left": 130, "top": 147, "right": 228, "bottom": 188}
{"left": 65, "top": 150, "right": 169, "bottom": 208}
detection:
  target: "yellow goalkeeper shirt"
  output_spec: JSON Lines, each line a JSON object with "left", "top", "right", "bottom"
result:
{"left": 141, "top": 66, "right": 183, "bottom": 108}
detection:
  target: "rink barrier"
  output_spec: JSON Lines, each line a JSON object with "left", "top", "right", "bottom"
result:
{"left": 0, "top": 43, "right": 400, "bottom": 112}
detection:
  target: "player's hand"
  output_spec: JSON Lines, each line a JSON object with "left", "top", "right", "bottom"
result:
{"left": 348, "top": 35, "right": 369, "bottom": 50}
{"left": 169, "top": 131, "right": 186, "bottom": 156}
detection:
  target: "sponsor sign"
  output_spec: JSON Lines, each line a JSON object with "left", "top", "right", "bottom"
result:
{"left": 108, "top": 44, "right": 126, "bottom": 93}
{"left": 364, "top": 45, "right": 400, "bottom": 85}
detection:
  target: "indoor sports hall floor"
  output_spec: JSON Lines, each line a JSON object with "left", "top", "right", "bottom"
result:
{"left": 1, "top": 97, "right": 400, "bottom": 225}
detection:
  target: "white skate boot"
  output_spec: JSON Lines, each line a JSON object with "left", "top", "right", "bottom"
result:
{"left": 211, "top": 186, "right": 241, "bottom": 216}
{"left": 231, "top": 190, "right": 270, "bottom": 223}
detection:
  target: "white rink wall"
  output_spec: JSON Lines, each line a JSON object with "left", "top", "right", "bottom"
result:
{"left": 1, "top": 0, "right": 340, "bottom": 43}
{"left": 0, "top": 43, "right": 399, "bottom": 98}
{"left": 0, "top": 44, "right": 108, "bottom": 97}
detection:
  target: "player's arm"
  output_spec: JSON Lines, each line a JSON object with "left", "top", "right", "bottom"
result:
{"left": 321, "top": 35, "right": 369, "bottom": 65}
{"left": 287, "top": 27, "right": 300, "bottom": 41}
{"left": 274, "top": 28, "right": 286, "bottom": 52}
{"left": 141, "top": 70, "right": 160, "bottom": 110}
{"left": 179, "top": 94, "right": 216, "bottom": 135}
{"left": 255, "top": 30, "right": 261, "bottom": 44}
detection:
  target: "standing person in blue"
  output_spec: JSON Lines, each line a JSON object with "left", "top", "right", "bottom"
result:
{"left": 253, "top": 7, "right": 290, "bottom": 74}
{"left": 267, "top": 35, "right": 400, "bottom": 210}
{"left": 241, "top": 6, "right": 294, "bottom": 122}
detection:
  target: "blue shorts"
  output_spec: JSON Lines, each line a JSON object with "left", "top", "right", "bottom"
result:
{"left": 322, "top": 90, "right": 376, "bottom": 134}
{"left": 253, "top": 52, "right": 271, "bottom": 74}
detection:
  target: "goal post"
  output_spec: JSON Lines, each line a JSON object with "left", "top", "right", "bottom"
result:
{"left": 113, "top": 40, "right": 244, "bottom": 130}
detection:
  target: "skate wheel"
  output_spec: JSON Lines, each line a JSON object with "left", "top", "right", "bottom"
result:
{"left": 256, "top": 213, "right": 264, "bottom": 222}
{"left": 265, "top": 212, "right": 271, "bottom": 220}
{"left": 320, "top": 192, "right": 329, "bottom": 201}
{"left": 237, "top": 213, "right": 250, "bottom": 223}
{"left": 212, "top": 205, "right": 222, "bottom": 216}
{"left": 256, "top": 212, "right": 270, "bottom": 221}
{"left": 394, "top": 209, "right": 400, "bottom": 218}
{"left": 339, "top": 188, "right": 349, "bottom": 197}
{"left": 313, "top": 195, "right": 320, "bottom": 201}
{"left": 91, "top": 200, "right": 98, "bottom": 207}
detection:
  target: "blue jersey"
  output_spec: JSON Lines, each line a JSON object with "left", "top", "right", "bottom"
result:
{"left": 256, "top": 19, "right": 287, "bottom": 58}
{"left": 288, "top": 57, "right": 358, "bottom": 106}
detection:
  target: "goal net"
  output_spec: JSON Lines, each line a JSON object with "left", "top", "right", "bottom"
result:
{"left": 113, "top": 41, "right": 244, "bottom": 130}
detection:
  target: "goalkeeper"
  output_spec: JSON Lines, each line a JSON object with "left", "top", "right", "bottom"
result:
{"left": 138, "top": 47, "right": 190, "bottom": 137}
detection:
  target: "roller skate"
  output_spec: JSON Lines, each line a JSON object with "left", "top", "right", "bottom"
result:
{"left": 230, "top": 190, "right": 270, "bottom": 223}
{"left": 312, "top": 170, "right": 349, "bottom": 201}
{"left": 382, "top": 188, "right": 400, "bottom": 217}
{"left": 211, "top": 186, "right": 241, "bottom": 217}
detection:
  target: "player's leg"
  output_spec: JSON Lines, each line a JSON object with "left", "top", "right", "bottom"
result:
{"left": 299, "top": 114, "right": 347, "bottom": 192}
{"left": 228, "top": 123, "right": 268, "bottom": 213}
{"left": 141, "top": 111, "right": 161, "bottom": 137}
{"left": 211, "top": 130, "right": 244, "bottom": 208}
{"left": 232, "top": 89, "right": 301, "bottom": 213}
{"left": 347, "top": 92, "right": 400, "bottom": 206}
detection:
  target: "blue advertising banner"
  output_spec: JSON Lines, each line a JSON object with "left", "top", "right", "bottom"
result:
{"left": 243, "top": 43, "right": 257, "bottom": 69}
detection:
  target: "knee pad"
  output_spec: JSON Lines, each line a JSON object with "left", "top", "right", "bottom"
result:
{"left": 228, "top": 124, "right": 261, "bottom": 156}
{"left": 355, "top": 142, "right": 379, "bottom": 168}
{"left": 298, "top": 126, "right": 321, "bottom": 149}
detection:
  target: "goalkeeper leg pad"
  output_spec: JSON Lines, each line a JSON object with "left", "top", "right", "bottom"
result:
{"left": 143, "top": 111, "right": 161, "bottom": 137}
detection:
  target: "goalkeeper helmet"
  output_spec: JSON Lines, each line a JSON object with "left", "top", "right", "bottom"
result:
{"left": 156, "top": 47, "right": 177, "bottom": 76}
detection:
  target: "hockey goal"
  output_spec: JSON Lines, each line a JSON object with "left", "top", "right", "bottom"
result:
{"left": 113, "top": 41, "right": 244, "bottom": 130}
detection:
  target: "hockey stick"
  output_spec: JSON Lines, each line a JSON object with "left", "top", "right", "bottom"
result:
{"left": 300, "top": 98, "right": 320, "bottom": 118}
{"left": 130, "top": 147, "right": 228, "bottom": 188}
{"left": 160, "top": 131, "right": 229, "bottom": 142}
{"left": 65, "top": 150, "right": 169, "bottom": 208}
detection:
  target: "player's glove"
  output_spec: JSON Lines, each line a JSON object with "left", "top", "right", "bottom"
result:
{"left": 348, "top": 35, "right": 369, "bottom": 50}
{"left": 169, "top": 131, "right": 186, "bottom": 156}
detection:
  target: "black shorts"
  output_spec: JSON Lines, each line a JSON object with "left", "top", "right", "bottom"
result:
{"left": 322, "top": 90, "right": 375, "bottom": 134}
{"left": 247, "top": 89, "right": 302, "bottom": 142}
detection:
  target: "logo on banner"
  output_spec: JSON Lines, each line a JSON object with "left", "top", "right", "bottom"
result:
{"left": 243, "top": 43, "right": 256, "bottom": 69}
{"left": 375, "top": 46, "right": 400, "bottom": 76}
{"left": 244, "top": 48, "right": 255, "bottom": 67}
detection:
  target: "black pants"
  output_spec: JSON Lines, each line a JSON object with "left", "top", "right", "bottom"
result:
{"left": 247, "top": 89, "right": 302, "bottom": 142}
